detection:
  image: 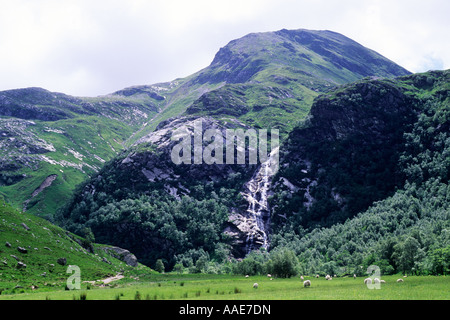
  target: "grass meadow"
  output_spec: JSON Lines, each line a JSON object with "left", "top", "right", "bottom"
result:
{"left": 0, "top": 274, "right": 448, "bottom": 301}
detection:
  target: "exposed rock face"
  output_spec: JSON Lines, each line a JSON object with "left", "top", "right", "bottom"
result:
{"left": 100, "top": 246, "right": 138, "bottom": 267}
{"left": 23, "top": 174, "right": 58, "bottom": 211}
{"left": 118, "top": 116, "right": 264, "bottom": 256}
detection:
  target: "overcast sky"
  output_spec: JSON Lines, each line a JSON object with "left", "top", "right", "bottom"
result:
{"left": 0, "top": 0, "right": 448, "bottom": 97}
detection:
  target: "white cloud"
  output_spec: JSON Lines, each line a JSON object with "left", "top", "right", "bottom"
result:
{"left": 0, "top": 0, "right": 448, "bottom": 96}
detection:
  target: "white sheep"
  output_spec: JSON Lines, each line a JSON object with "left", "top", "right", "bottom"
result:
{"left": 300, "top": 276, "right": 304, "bottom": 280}
{"left": 397, "top": 279, "right": 404, "bottom": 283}
{"left": 325, "top": 275, "right": 332, "bottom": 280}
{"left": 364, "top": 278, "right": 372, "bottom": 285}
{"left": 267, "top": 274, "right": 272, "bottom": 278}
{"left": 245, "top": 275, "right": 249, "bottom": 278}
{"left": 374, "top": 278, "right": 381, "bottom": 284}
{"left": 253, "top": 283, "right": 259, "bottom": 289}
{"left": 303, "top": 280, "right": 311, "bottom": 288}
{"left": 353, "top": 274, "right": 357, "bottom": 279}
{"left": 316, "top": 274, "right": 319, "bottom": 278}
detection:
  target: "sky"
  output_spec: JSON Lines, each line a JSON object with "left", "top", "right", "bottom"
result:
{"left": 0, "top": 0, "right": 448, "bottom": 97}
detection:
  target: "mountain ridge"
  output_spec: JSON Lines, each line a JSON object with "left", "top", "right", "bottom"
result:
{"left": 0, "top": 28, "right": 410, "bottom": 217}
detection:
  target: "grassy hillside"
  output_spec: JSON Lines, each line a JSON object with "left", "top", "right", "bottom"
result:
{"left": 0, "top": 88, "right": 160, "bottom": 216}
{"left": 0, "top": 196, "right": 153, "bottom": 296}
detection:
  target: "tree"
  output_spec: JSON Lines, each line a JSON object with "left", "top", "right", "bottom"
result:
{"left": 429, "top": 246, "right": 450, "bottom": 275}
{"left": 155, "top": 259, "right": 165, "bottom": 273}
{"left": 392, "top": 237, "right": 420, "bottom": 273}
{"left": 267, "top": 248, "right": 299, "bottom": 278}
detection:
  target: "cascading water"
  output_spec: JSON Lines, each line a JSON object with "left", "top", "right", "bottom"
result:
{"left": 242, "top": 149, "right": 279, "bottom": 254}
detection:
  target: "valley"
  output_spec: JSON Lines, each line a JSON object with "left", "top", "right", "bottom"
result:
{"left": 0, "top": 28, "right": 448, "bottom": 301}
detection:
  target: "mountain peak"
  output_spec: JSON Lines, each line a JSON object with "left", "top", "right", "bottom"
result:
{"left": 203, "top": 28, "right": 410, "bottom": 86}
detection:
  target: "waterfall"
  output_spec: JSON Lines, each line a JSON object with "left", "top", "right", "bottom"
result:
{"left": 242, "top": 148, "right": 279, "bottom": 254}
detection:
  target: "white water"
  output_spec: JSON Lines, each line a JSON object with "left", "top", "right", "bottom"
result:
{"left": 242, "top": 150, "right": 279, "bottom": 254}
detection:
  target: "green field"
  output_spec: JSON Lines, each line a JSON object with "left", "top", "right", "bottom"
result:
{"left": 0, "top": 274, "right": 448, "bottom": 300}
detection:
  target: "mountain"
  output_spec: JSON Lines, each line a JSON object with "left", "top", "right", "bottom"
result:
{"left": 51, "top": 29, "right": 419, "bottom": 269}
{"left": 0, "top": 28, "right": 409, "bottom": 219}
{"left": 121, "top": 28, "right": 411, "bottom": 137}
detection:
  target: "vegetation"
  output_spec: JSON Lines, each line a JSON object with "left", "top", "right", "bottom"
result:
{"left": 0, "top": 197, "right": 152, "bottom": 295}
{"left": 1, "top": 274, "right": 448, "bottom": 300}
{"left": 0, "top": 29, "right": 447, "bottom": 301}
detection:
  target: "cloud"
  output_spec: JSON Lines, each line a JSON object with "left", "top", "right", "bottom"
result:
{"left": 0, "top": 0, "right": 448, "bottom": 96}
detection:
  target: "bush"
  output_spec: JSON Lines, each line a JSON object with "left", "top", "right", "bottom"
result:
{"left": 155, "top": 259, "right": 165, "bottom": 273}
{"left": 266, "top": 248, "right": 299, "bottom": 278}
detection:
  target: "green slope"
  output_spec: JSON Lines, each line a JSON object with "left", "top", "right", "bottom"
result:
{"left": 0, "top": 88, "right": 159, "bottom": 216}
{"left": 0, "top": 196, "right": 152, "bottom": 295}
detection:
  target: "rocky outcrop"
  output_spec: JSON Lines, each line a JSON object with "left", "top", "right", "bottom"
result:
{"left": 100, "top": 246, "right": 138, "bottom": 267}
{"left": 271, "top": 77, "right": 422, "bottom": 230}
{"left": 23, "top": 174, "right": 58, "bottom": 212}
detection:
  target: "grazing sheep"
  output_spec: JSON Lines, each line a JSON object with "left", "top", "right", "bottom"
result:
{"left": 253, "top": 283, "right": 259, "bottom": 289}
{"left": 374, "top": 278, "right": 381, "bottom": 284}
{"left": 267, "top": 274, "right": 272, "bottom": 278}
{"left": 397, "top": 279, "right": 404, "bottom": 283}
{"left": 380, "top": 280, "right": 386, "bottom": 284}
{"left": 300, "top": 276, "right": 304, "bottom": 280}
{"left": 325, "top": 275, "right": 332, "bottom": 280}
{"left": 245, "top": 275, "right": 249, "bottom": 278}
{"left": 316, "top": 275, "right": 319, "bottom": 278}
{"left": 364, "top": 278, "right": 372, "bottom": 285}
{"left": 303, "top": 280, "right": 311, "bottom": 288}
{"left": 353, "top": 274, "right": 357, "bottom": 279}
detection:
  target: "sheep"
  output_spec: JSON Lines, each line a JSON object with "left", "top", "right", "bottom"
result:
{"left": 374, "top": 278, "right": 381, "bottom": 284}
{"left": 353, "top": 274, "right": 357, "bottom": 279}
{"left": 267, "top": 274, "right": 272, "bottom": 278}
{"left": 325, "top": 275, "right": 332, "bottom": 280}
{"left": 380, "top": 280, "right": 386, "bottom": 284}
{"left": 316, "top": 274, "right": 319, "bottom": 278}
{"left": 364, "top": 278, "right": 372, "bottom": 285}
{"left": 245, "top": 275, "right": 249, "bottom": 278}
{"left": 397, "top": 279, "right": 404, "bottom": 283}
{"left": 253, "top": 283, "right": 259, "bottom": 289}
{"left": 303, "top": 280, "right": 311, "bottom": 288}
{"left": 300, "top": 276, "right": 304, "bottom": 280}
